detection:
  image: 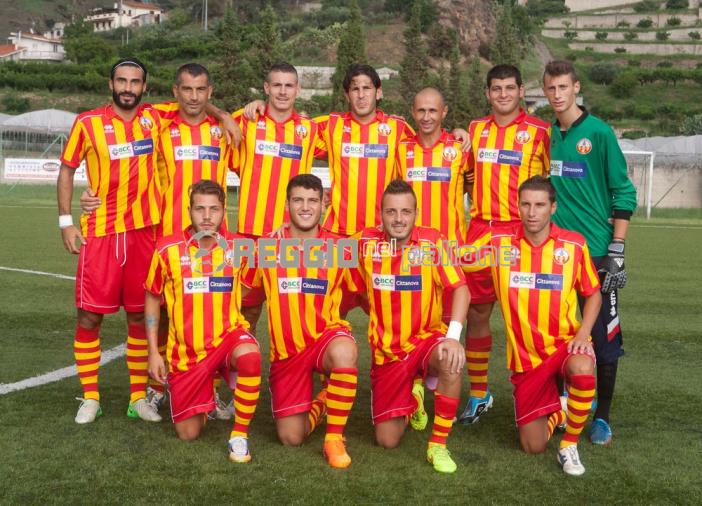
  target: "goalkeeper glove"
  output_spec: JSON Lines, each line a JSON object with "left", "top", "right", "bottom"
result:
{"left": 599, "top": 240, "right": 626, "bottom": 293}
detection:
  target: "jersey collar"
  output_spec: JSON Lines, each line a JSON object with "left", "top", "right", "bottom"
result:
{"left": 515, "top": 222, "right": 561, "bottom": 248}
{"left": 105, "top": 103, "right": 147, "bottom": 121}
{"left": 489, "top": 108, "right": 526, "bottom": 128}
{"left": 555, "top": 106, "right": 589, "bottom": 139}
{"left": 172, "top": 112, "right": 218, "bottom": 128}
{"left": 413, "top": 129, "right": 451, "bottom": 150}
{"left": 342, "top": 109, "right": 385, "bottom": 125}
{"left": 264, "top": 105, "right": 300, "bottom": 124}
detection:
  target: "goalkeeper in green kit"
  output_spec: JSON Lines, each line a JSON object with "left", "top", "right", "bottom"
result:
{"left": 542, "top": 60, "right": 637, "bottom": 446}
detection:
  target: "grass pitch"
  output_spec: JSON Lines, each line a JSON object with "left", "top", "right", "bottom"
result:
{"left": 0, "top": 185, "right": 701, "bottom": 505}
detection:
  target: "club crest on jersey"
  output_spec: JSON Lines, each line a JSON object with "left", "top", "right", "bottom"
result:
{"left": 378, "top": 123, "right": 392, "bottom": 136}
{"left": 139, "top": 116, "right": 153, "bottom": 130}
{"left": 515, "top": 130, "right": 531, "bottom": 144}
{"left": 576, "top": 138, "right": 592, "bottom": 154}
{"left": 553, "top": 248, "right": 570, "bottom": 265}
{"left": 295, "top": 124, "right": 308, "bottom": 139}
{"left": 210, "top": 125, "right": 222, "bottom": 141}
{"left": 443, "top": 146, "right": 458, "bottom": 162}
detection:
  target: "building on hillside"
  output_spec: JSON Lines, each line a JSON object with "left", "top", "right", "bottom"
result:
{"left": 85, "top": 1, "right": 164, "bottom": 32}
{"left": 2, "top": 32, "right": 65, "bottom": 62}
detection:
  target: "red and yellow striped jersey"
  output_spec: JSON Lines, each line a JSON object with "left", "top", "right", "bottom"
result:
{"left": 490, "top": 224, "right": 600, "bottom": 373}
{"left": 145, "top": 228, "right": 249, "bottom": 373}
{"left": 61, "top": 104, "right": 167, "bottom": 237}
{"left": 467, "top": 109, "right": 550, "bottom": 222}
{"left": 232, "top": 107, "right": 318, "bottom": 236}
{"left": 351, "top": 226, "right": 466, "bottom": 366}
{"left": 156, "top": 111, "right": 233, "bottom": 236}
{"left": 396, "top": 130, "right": 469, "bottom": 243}
{"left": 316, "top": 110, "right": 414, "bottom": 236}
{"left": 241, "top": 227, "right": 352, "bottom": 363}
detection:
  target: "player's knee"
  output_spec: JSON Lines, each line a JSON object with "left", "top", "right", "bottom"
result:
{"left": 175, "top": 425, "right": 201, "bottom": 441}
{"left": 566, "top": 355, "right": 594, "bottom": 377}
{"left": 375, "top": 432, "right": 402, "bottom": 449}
{"left": 125, "top": 311, "right": 144, "bottom": 326}
{"left": 234, "top": 350, "right": 261, "bottom": 377}
{"left": 327, "top": 339, "right": 357, "bottom": 368}
{"left": 520, "top": 437, "right": 547, "bottom": 455}
{"left": 438, "top": 367, "right": 462, "bottom": 384}
{"left": 278, "top": 429, "right": 306, "bottom": 447}
{"left": 76, "top": 309, "right": 102, "bottom": 329}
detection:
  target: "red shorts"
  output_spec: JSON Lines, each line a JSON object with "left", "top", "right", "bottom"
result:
{"left": 370, "top": 334, "right": 443, "bottom": 425}
{"left": 463, "top": 219, "right": 520, "bottom": 304}
{"left": 238, "top": 233, "right": 267, "bottom": 307}
{"left": 510, "top": 342, "right": 595, "bottom": 426}
{"left": 75, "top": 227, "right": 155, "bottom": 314}
{"left": 167, "top": 327, "right": 257, "bottom": 423}
{"left": 269, "top": 328, "right": 355, "bottom": 418}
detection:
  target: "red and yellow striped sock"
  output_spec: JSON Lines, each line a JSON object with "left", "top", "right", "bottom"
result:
{"left": 148, "top": 327, "right": 168, "bottom": 394}
{"left": 126, "top": 323, "right": 149, "bottom": 403}
{"left": 230, "top": 352, "right": 261, "bottom": 439}
{"left": 547, "top": 409, "right": 566, "bottom": 439}
{"left": 466, "top": 335, "right": 491, "bottom": 398}
{"left": 74, "top": 325, "right": 101, "bottom": 401}
{"left": 560, "top": 374, "right": 596, "bottom": 449}
{"left": 429, "top": 393, "right": 460, "bottom": 446}
{"left": 307, "top": 390, "right": 327, "bottom": 435}
{"left": 325, "top": 368, "right": 358, "bottom": 442}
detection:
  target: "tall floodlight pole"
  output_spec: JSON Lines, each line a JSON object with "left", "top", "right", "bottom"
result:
{"left": 203, "top": 0, "right": 208, "bottom": 31}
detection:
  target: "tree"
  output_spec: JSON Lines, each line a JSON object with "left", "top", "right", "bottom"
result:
{"left": 491, "top": 1, "right": 521, "bottom": 66}
{"left": 400, "top": 0, "right": 430, "bottom": 100}
{"left": 465, "top": 54, "right": 488, "bottom": 122}
{"left": 63, "top": 19, "right": 115, "bottom": 64}
{"left": 445, "top": 42, "right": 470, "bottom": 131}
{"left": 212, "top": 6, "right": 256, "bottom": 112}
{"left": 330, "top": 0, "right": 366, "bottom": 111}
{"left": 249, "top": 3, "right": 283, "bottom": 81}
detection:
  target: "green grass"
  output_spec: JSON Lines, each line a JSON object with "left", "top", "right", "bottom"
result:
{"left": 1, "top": 185, "right": 702, "bottom": 504}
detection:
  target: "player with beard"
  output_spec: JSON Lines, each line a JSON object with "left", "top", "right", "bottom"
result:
{"left": 59, "top": 58, "right": 166, "bottom": 423}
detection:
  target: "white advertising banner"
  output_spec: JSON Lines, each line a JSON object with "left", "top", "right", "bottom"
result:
{"left": 3, "top": 158, "right": 87, "bottom": 182}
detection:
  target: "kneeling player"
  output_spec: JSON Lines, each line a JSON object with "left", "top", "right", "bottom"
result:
{"left": 241, "top": 174, "right": 358, "bottom": 468}
{"left": 485, "top": 176, "right": 601, "bottom": 475}
{"left": 145, "top": 180, "right": 261, "bottom": 462}
{"left": 351, "top": 179, "right": 469, "bottom": 474}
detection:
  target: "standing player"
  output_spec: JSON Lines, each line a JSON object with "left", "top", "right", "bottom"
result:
{"left": 351, "top": 179, "right": 469, "bottom": 474}
{"left": 58, "top": 58, "right": 164, "bottom": 423}
{"left": 458, "top": 64, "right": 551, "bottom": 425}
{"left": 484, "top": 176, "right": 601, "bottom": 475}
{"left": 145, "top": 180, "right": 261, "bottom": 462}
{"left": 233, "top": 62, "right": 319, "bottom": 332}
{"left": 241, "top": 174, "right": 358, "bottom": 469}
{"left": 543, "top": 60, "right": 637, "bottom": 445}
{"left": 395, "top": 87, "right": 469, "bottom": 430}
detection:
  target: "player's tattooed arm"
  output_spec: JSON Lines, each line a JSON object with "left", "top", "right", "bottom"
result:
{"left": 145, "top": 315, "right": 158, "bottom": 330}
{"left": 145, "top": 292, "right": 167, "bottom": 384}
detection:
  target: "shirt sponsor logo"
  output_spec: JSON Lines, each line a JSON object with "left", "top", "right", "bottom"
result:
{"left": 515, "top": 130, "right": 531, "bottom": 144}
{"left": 372, "top": 274, "right": 422, "bottom": 291}
{"left": 443, "top": 146, "right": 458, "bottom": 162}
{"left": 278, "top": 277, "right": 329, "bottom": 294}
{"left": 183, "top": 276, "right": 234, "bottom": 294}
{"left": 550, "top": 160, "right": 587, "bottom": 178}
{"left": 255, "top": 141, "right": 303, "bottom": 160}
{"left": 496, "top": 150, "right": 523, "bottom": 166}
{"left": 342, "top": 143, "right": 389, "bottom": 158}
{"left": 109, "top": 138, "right": 154, "bottom": 160}
{"left": 174, "top": 145, "right": 221, "bottom": 161}
{"left": 509, "top": 272, "right": 563, "bottom": 290}
{"left": 477, "top": 148, "right": 499, "bottom": 163}
{"left": 553, "top": 248, "right": 570, "bottom": 265}
{"left": 378, "top": 123, "right": 392, "bottom": 136}
{"left": 576, "top": 138, "right": 592, "bottom": 155}
{"left": 405, "top": 167, "right": 451, "bottom": 182}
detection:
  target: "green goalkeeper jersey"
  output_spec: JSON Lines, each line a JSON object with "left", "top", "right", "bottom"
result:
{"left": 549, "top": 109, "right": 637, "bottom": 256}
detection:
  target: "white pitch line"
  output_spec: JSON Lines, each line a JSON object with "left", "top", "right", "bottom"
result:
{"left": 0, "top": 205, "right": 56, "bottom": 209}
{"left": 631, "top": 224, "right": 702, "bottom": 230}
{"left": 0, "top": 344, "right": 126, "bottom": 395}
{"left": 0, "top": 266, "right": 75, "bottom": 280}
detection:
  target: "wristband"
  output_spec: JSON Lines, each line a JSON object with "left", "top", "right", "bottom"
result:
{"left": 445, "top": 320, "right": 463, "bottom": 341}
{"left": 59, "top": 214, "right": 73, "bottom": 229}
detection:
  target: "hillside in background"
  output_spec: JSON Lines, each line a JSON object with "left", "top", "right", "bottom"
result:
{"left": 0, "top": 0, "right": 112, "bottom": 38}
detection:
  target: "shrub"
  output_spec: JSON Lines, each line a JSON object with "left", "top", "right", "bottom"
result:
{"left": 589, "top": 62, "right": 620, "bottom": 84}
{"left": 1, "top": 93, "right": 30, "bottom": 113}
{"left": 680, "top": 113, "right": 702, "bottom": 135}
{"left": 615, "top": 47, "right": 627, "bottom": 53}
{"left": 656, "top": 30, "right": 671, "bottom": 40}
{"left": 666, "top": 0, "right": 689, "bottom": 10}
{"left": 628, "top": 59, "right": 642, "bottom": 67}
{"left": 622, "top": 129, "right": 648, "bottom": 139}
{"left": 590, "top": 104, "right": 620, "bottom": 121}
{"left": 689, "top": 31, "right": 701, "bottom": 40}
{"left": 666, "top": 16, "right": 682, "bottom": 26}
{"left": 637, "top": 18, "right": 654, "bottom": 28}
{"left": 564, "top": 30, "right": 578, "bottom": 40}
{"left": 595, "top": 31, "right": 609, "bottom": 40}
{"left": 657, "top": 61, "right": 673, "bottom": 67}
{"left": 634, "top": 0, "right": 659, "bottom": 13}
{"left": 610, "top": 72, "right": 638, "bottom": 99}
{"left": 585, "top": 46, "right": 594, "bottom": 52}
{"left": 617, "top": 21, "right": 631, "bottom": 28}
{"left": 625, "top": 31, "right": 638, "bottom": 41}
